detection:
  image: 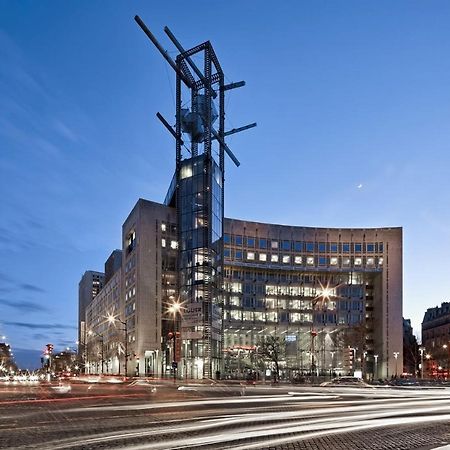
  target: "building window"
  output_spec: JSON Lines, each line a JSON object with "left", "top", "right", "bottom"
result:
{"left": 247, "top": 237, "right": 255, "bottom": 247}
{"left": 319, "top": 256, "right": 327, "bottom": 265}
{"left": 343, "top": 258, "right": 351, "bottom": 266}
{"left": 271, "top": 240, "right": 278, "bottom": 249}
{"left": 318, "top": 242, "right": 326, "bottom": 253}
{"left": 330, "top": 243, "right": 338, "bottom": 253}
{"left": 235, "top": 250, "right": 242, "bottom": 260}
{"left": 355, "top": 243, "right": 362, "bottom": 252}
{"left": 161, "top": 238, "right": 166, "bottom": 248}
{"left": 330, "top": 257, "right": 338, "bottom": 266}
{"left": 354, "top": 257, "right": 362, "bottom": 266}
{"left": 367, "top": 243, "right": 374, "bottom": 252}
{"left": 282, "top": 240, "right": 291, "bottom": 251}
{"left": 224, "top": 234, "right": 231, "bottom": 244}
{"left": 259, "top": 253, "right": 267, "bottom": 262}
{"left": 180, "top": 164, "right": 193, "bottom": 179}
{"left": 367, "top": 257, "right": 374, "bottom": 266}
{"left": 282, "top": 255, "right": 290, "bottom": 264}
{"left": 247, "top": 251, "right": 255, "bottom": 260}
{"left": 161, "top": 223, "right": 166, "bottom": 232}
{"left": 343, "top": 243, "right": 350, "bottom": 253}
{"left": 271, "top": 254, "right": 279, "bottom": 263}
{"left": 306, "top": 256, "right": 314, "bottom": 266}
{"left": 306, "top": 242, "right": 314, "bottom": 252}
{"left": 126, "top": 230, "right": 136, "bottom": 254}
{"left": 294, "top": 256, "right": 302, "bottom": 264}
{"left": 259, "top": 238, "right": 267, "bottom": 249}
{"left": 294, "top": 241, "right": 302, "bottom": 252}
{"left": 235, "top": 235, "right": 243, "bottom": 246}
{"left": 224, "top": 248, "right": 231, "bottom": 258}
{"left": 379, "top": 243, "right": 384, "bottom": 253}
{"left": 170, "top": 240, "right": 178, "bottom": 249}
{"left": 378, "top": 257, "right": 384, "bottom": 266}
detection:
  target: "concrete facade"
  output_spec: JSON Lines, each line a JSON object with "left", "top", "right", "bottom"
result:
{"left": 81, "top": 199, "right": 403, "bottom": 380}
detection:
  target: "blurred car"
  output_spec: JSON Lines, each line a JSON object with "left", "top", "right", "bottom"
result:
{"left": 320, "top": 376, "right": 372, "bottom": 387}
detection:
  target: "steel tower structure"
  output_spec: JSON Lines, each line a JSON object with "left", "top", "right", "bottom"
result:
{"left": 135, "top": 16, "right": 255, "bottom": 378}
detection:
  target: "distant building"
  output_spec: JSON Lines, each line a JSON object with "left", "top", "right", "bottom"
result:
{"left": 403, "top": 318, "right": 418, "bottom": 375}
{"left": 422, "top": 303, "right": 450, "bottom": 350}
{"left": 78, "top": 271, "right": 104, "bottom": 356}
{"left": 0, "top": 342, "right": 17, "bottom": 374}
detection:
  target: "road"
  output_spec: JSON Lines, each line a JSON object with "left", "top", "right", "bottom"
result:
{"left": 1, "top": 379, "right": 450, "bottom": 449}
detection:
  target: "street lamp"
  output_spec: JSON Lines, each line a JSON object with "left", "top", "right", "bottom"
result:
{"left": 393, "top": 351, "right": 400, "bottom": 377}
{"left": 107, "top": 314, "right": 128, "bottom": 377}
{"left": 88, "top": 330, "right": 104, "bottom": 374}
{"left": 419, "top": 347, "right": 424, "bottom": 379}
{"left": 168, "top": 301, "right": 181, "bottom": 382}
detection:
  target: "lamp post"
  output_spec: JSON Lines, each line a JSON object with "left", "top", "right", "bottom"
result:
{"left": 88, "top": 330, "right": 104, "bottom": 374}
{"left": 168, "top": 301, "right": 181, "bottom": 382}
{"left": 393, "top": 351, "right": 400, "bottom": 377}
{"left": 419, "top": 347, "right": 424, "bottom": 379}
{"left": 443, "top": 344, "right": 449, "bottom": 379}
{"left": 426, "top": 353, "right": 432, "bottom": 378}
{"left": 330, "top": 351, "right": 335, "bottom": 379}
{"left": 108, "top": 314, "right": 128, "bottom": 377}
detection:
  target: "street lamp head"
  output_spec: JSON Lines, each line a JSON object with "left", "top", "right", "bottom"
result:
{"left": 426, "top": 354, "right": 432, "bottom": 359}
{"left": 107, "top": 313, "right": 116, "bottom": 325}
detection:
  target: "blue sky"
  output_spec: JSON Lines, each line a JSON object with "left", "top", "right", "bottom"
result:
{"left": 1, "top": 1, "right": 450, "bottom": 368}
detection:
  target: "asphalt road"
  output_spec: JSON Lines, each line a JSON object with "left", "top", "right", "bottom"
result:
{"left": 1, "top": 380, "right": 450, "bottom": 450}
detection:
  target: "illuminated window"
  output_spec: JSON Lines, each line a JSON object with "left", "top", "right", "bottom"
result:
{"left": 271, "top": 254, "right": 279, "bottom": 263}
{"left": 161, "top": 223, "right": 166, "bottom": 232}
{"left": 259, "top": 253, "right": 267, "bottom": 262}
{"left": 354, "top": 257, "right": 362, "bottom": 266}
{"left": 170, "top": 240, "right": 178, "bottom": 249}
{"left": 343, "top": 258, "right": 351, "bottom": 266}
{"left": 330, "top": 257, "right": 338, "bottom": 266}
{"left": 161, "top": 238, "right": 166, "bottom": 248}
{"left": 247, "top": 252, "right": 255, "bottom": 260}
{"left": 306, "top": 256, "right": 314, "bottom": 266}
{"left": 294, "top": 256, "right": 302, "bottom": 264}
{"left": 271, "top": 240, "right": 278, "bottom": 249}
{"left": 367, "top": 257, "right": 374, "bottom": 266}
{"left": 180, "top": 164, "right": 193, "bottom": 179}
{"left": 379, "top": 257, "right": 384, "bottom": 266}
{"left": 282, "top": 255, "right": 290, "bottom": 264}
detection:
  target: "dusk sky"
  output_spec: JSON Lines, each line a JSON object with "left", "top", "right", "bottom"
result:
{"left": 1, "top": 1, "right": 450, "bottom": 368}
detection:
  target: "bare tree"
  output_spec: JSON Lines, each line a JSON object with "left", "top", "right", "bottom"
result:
{"left": 258, "top": 336, "right": 285, "bottom": 381}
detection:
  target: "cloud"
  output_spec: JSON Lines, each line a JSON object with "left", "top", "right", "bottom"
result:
{"left": 2, "top": 321, "right": 76, "bottom": 330}
{"left": 0, "top": 298, "right": 48, "bottom": 313}
{"left": 19, "top": 283, "right": 45, "bottom": 293}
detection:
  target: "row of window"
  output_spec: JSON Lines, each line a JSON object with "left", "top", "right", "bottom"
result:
{"left": 226, "top": 297, "right": 363, "bottom": 311}
{"left": 224, "top": 235, "right": 384, "bottom": 253}
{"left": 162, "top": 239, "right": 178, "bottom": 249}
{"left": 224, "top": 310, "right": 363, "bottom": 325}
{"left": 225, "top": 250, "right": 383, "bottom": 268}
